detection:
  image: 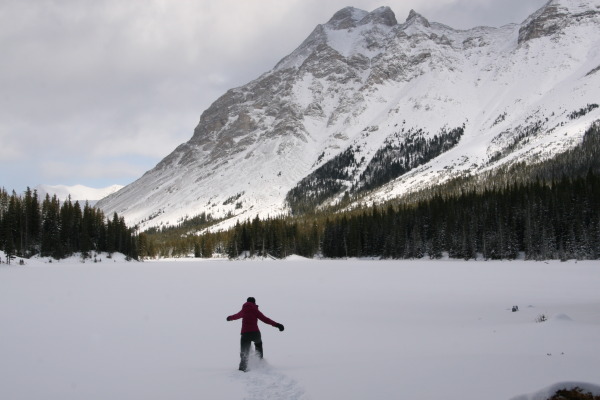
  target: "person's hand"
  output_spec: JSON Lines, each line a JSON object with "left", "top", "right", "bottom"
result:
{"left": 277, "top": 323, "right": 284, "bottom": 332}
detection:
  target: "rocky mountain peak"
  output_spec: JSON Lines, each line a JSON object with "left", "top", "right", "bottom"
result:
{"left": 358, "top": 6, "right": 397, "bottom": 27}
{"left": 518, "top": 0, "right": 599, "bottom": 44}
{"left": 326, "top": 6, "right": 398, "bottom": 29}
{"left": 405, "top": 9, "right": 431, "bottom": 28}
{"left": 326, "top": 7, "right": 368, "bottom": 30}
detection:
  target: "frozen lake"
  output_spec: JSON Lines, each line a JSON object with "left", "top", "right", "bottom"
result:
{"left": 1, "top": 256, "right": 599, "bottom": 400}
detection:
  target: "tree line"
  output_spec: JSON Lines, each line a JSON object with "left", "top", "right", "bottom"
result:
{"left": 233, "top": 171, "right": 600, "bottom": 260}
{"left": 141, "top": 170, "right": 600, "bottom": 261}
{"left": 140, "top": 214, "right": 320, "bottom": 260}
{"left": 0, "top": 188, "right": 138, "bottom": 263}
{"left": 320, "top": 171, "right": 600, "bottom": 260}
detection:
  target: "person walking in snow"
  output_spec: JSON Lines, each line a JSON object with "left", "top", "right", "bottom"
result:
{"left": 226, "top": 297, "right": 284, "bottom": 372}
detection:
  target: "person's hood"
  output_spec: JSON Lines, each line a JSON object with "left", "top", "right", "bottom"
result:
{"left": 242, "top": 301, "right": 258, "bottom": 310}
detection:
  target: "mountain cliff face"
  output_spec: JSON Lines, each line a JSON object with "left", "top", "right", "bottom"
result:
{"left": 97, "top": 0, "right": 600, "bottom": 229}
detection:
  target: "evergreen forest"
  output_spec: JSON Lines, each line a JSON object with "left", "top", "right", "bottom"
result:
{"left": 0, "top": 189, "right": 138, "bottom": 263}
{"left": 214, "top": 171, "right": 600, "bottom": 261}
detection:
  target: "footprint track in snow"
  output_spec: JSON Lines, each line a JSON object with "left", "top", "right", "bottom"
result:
{"left": 233, "top": 356, "right": 309, "bottom": 400}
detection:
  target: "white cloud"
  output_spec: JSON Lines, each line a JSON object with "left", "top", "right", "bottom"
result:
{"left": 41, "top": 158, "right": 148, "bottom": 184}
{"left": 0, "top": 124, "right": 26, "bottom": 162}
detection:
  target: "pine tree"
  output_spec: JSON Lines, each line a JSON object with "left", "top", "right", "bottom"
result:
{"left": 41, "top": 195, "right": 62, "bottom": 258}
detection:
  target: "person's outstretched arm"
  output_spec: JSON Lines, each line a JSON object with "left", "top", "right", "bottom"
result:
{"left": 226, "top": 310, "right": 243, "bottom": 321}
{"left": 257, "top": 310, "right": 284, "bottom": 331}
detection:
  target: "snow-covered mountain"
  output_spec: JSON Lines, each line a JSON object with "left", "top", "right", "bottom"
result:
{"left": 36, "top": 184, "right": 124, "bottom": 206}
{"left": 97, "top": 0, "right": 600, "bottom": 230}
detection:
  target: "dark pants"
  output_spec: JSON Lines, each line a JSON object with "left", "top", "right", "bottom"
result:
{"left": 239, "top": 331, "right": 263, "bottom": 371}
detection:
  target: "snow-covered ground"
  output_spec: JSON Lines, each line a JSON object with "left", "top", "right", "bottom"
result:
{"left": 1, "top": 255, "right": 599, "bottom": 400}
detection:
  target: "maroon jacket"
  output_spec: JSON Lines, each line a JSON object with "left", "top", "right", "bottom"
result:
{"left": 227, "top": 302, "right": 279, "bottom": 333}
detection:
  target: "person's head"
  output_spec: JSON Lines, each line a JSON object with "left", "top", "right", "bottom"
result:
{"left": 247, "top": 297, "right": 256, "bottom": 304}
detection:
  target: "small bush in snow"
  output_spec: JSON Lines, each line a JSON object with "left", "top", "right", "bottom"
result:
{"left": 535, "top": 314, "right": 547, "bottom": 323}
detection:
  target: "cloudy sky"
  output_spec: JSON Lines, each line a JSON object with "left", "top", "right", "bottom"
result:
{"left": 1, "top": 0, "right": 548, "bottom": 193}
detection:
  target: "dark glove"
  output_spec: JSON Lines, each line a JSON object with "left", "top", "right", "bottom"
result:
{"left": 277, "top": 323, "right": 284, "bottom": 332}
{"left": 226, "top": 316, "right": 232, "bottom": 321}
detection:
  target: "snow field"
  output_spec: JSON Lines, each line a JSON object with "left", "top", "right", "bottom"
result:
{"left": 1, "top": 257, "right": 599, "bottom": 400}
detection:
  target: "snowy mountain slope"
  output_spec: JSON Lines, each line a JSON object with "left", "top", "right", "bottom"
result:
{"left": 36, "top": 184, "right": 124, "bottom": 205}
{"left": 97, "top": 0, "right": 600, "bottom": 230}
